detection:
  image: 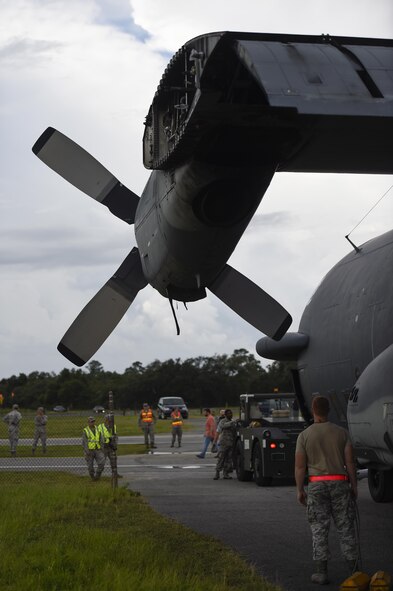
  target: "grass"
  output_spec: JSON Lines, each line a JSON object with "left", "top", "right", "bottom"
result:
{"left": 0, "top": 411, "right": 197, "bottom": 438}
{"left": 0, "top": 473, "right": 284, "bottom": 591}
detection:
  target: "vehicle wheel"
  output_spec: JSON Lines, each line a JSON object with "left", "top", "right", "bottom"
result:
{"left": 368, "top": 468, "right": 393, "bottom": 502}
{"left": 252, "top": 442, "right": 272, "bottom": 487}
{"left": 234, "top": 440, "right": 252, "bottom": 481}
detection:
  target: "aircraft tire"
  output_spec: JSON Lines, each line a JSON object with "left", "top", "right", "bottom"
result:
{"left": 234, "top": 440, "right": 252, "bottom": 481}
{"left": 367, "top": 468, "right": 393, "bottom": 503}
{"left": 252, "top": 442, "right": 272, "bottom": 487}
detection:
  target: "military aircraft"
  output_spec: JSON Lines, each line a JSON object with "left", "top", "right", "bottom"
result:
{"left": 256, "top": 229, "right": 393, "bottom": 502}
{"left": 32, "top": 31, "right": 393, "bottom": 368}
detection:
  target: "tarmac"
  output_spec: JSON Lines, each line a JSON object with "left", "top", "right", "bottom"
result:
{"left": 119, "top": 427, "right": 393, "bottom": 591}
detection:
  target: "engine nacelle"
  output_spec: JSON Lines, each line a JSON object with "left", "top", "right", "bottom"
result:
{"left": 347, "top": 344, "right": 393, "bottom": 469}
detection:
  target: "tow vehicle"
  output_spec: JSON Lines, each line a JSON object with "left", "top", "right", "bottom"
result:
{"left": 235, "top": 393, "right": 307, "bottom": 486}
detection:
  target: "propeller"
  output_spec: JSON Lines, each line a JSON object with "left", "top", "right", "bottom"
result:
{"left": 32, "top": 127, "right": 139, "bottom": 223}
{"left": 32, "top": 126, "right": 291, "bottom": 366}
{"left": 32, "top": 127, "right": 149, "bottom": 364}
{"left": 209, "top": 264, "right": 292, "bottom": 340}
{"left": 58, "top": 248, "right": 147, "bottom": 366}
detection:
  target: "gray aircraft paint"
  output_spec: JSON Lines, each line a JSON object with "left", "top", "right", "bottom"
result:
{"left": 257, "top": 230, "right": 393, "bottom": 501}
{"left": 32, "top": 31, "right": 393, "bottom": 371}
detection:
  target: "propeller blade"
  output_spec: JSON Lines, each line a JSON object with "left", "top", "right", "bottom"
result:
{"left": 32, "top": 127, "right": 139, "bottom": 224}
{"left": 209, "top": 264, "right": 292, "bottom": 340}
{"left": 58, "top": 248, "right": 147, "bottom": 366}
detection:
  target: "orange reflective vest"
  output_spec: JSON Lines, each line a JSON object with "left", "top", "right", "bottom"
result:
{"left": 141, "top": 409, "right": 153, "bottom": 424}
{"left": 171, "top": 412, "right": 183, "bottom": 427}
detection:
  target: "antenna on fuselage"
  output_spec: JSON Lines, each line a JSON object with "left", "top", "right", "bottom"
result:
{"left": 345, "top": 184, "right": 393, "bottom": 253}
{"left": 345, "top": 234, "right": 361, "bottom": 253}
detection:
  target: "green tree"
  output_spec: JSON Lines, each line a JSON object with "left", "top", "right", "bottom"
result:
{"left": 57, "top": 377, "right": 92, "bottom": 409}
{"left": 0, "top": 350, "right": 295, "bottom": 410}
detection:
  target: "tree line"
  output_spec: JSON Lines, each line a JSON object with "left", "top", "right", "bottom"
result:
{"left": 0, "top": 349, "right": 292, "bottom": 411}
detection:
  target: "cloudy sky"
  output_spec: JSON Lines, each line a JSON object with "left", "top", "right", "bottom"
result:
{"left": 1, "top": 0, "right": 392, "bottom": 377}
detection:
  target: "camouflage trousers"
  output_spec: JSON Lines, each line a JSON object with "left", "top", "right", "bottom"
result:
{"left": 32, "top": 427, "right": 47, "bottom": 452}
{"left": 8, "top": 426, "right": 19, "bottom": 453}
{"left": 103, "top": 446, "right": 117, "bottom": 474}
{"left": 216, "top": 445, "right": 234, "bottom": 475}
{"left": 171, "top": 426, "right": 182, "bottom": 446}
{"left": 142, "top": 424, "right": 155, "bottom": 446}
{"left": 85, "top": 449, "right": 105, "bottom": 480}
{"left": 307, "top": 480, "right": 357, "bottom": 561}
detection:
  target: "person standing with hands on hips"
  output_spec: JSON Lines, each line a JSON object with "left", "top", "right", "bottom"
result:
{"left": 295, "top": 395, "right": 358, "bottom": 585}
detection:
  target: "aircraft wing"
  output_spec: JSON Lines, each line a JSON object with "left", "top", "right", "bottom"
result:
{"left": 144, "top": 32, "right": 393, "bottom": 175}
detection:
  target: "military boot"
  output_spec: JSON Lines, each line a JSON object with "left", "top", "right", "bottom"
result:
{"left": 213, "top": 471, "right": 220, "bottom": 480}
{"left": 311, "top": 560, "right": 329, "bottom": 585}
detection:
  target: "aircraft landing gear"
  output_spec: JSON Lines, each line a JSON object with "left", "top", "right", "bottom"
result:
{"left": 367, "top": 468, "right": 393, "bottom": 502}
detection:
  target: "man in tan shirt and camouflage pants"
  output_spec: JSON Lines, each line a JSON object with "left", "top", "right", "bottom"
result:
{"left": 295, "top": 395, "right": 358, "bottom": 585}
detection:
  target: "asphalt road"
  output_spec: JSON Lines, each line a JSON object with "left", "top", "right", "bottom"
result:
{"left": 118, "top": 430, "right": 393, "bottom": 591}
{"left": 1, "top": 424, "right": 392, "bottom": 590}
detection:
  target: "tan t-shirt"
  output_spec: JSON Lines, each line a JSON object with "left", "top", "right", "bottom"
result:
{"left": 295, "top": 421, "right": 350, "bottom": 476}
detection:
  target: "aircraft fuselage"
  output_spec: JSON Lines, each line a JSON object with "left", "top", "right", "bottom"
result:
{"left": 297, "top": 230, "right": 393, "bottom": 426}
{"left": 257, "top": 229, "right": 393, "bottom": 500}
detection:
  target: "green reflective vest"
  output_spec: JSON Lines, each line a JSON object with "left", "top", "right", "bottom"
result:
{"left": 84, "top": 426, "right": 101, "bottom": 450}
{"left": 98, "top": 423, "right": 116, "bottom": 444}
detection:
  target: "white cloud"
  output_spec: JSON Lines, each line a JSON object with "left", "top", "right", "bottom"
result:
{"left": 0, "top": 0, "right": 392, "bottom": 376}
{"left": 131, "top": 0, "right": 393, "bottom": 48}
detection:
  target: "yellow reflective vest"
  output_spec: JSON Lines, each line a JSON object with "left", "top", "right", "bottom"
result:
{"left": 98, "top": 423, "right": 117, "bottom": 444}
{"left": 83, "top": 426, "right": 101, "bottom": 450}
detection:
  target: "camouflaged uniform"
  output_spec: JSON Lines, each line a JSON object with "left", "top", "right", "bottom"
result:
{"left": 82, "top": 420, "right": 105, "bottom": 480}
{"left": 98, "top": 420, "right": 118, "bottom": 475}
{"left": 3, "top": 408, "right": 22, "bottom": 455}
{"left": 32, "top": 410, "right": 48, "bottom": 453}
{"left": 138, "top": 405, "right": 156, "bottom": 448}
{"left": 170, "top": 410, "right": 183, "bottom": 447}
{"left": 296, "top": 421, "right": 358, "bottom": 563}
{"left": 307, "top": 480, "right": 357, "bottom": 561}
{"left": 215, "top": 417, "right": 236, "bottom": 477}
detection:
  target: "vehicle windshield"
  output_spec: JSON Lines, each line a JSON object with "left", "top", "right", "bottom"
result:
{"left": 248, "top": 397, "right": 302, "bottom": 422}
{"left": 162, "top": 397, "right": 185, "bottom": 405}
